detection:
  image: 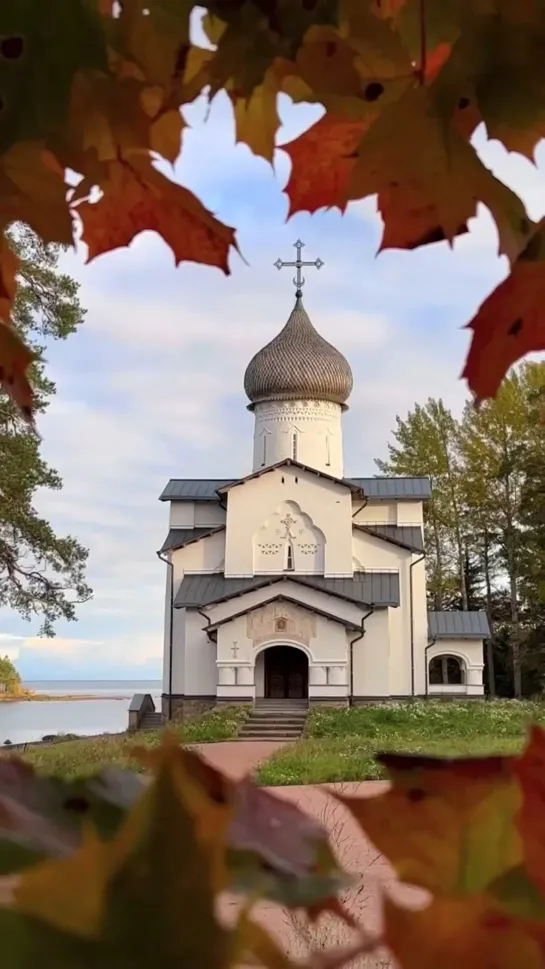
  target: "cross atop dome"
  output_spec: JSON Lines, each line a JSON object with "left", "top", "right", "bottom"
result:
{"left": 243, "top": 243, "right": 353, "bottom": 413}
{"left": 274, "top": 240, "right": 324, "bottom": 298}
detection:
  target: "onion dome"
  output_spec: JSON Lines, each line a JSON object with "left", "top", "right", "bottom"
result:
{"left": 244, "top": 297, "right": 353, "bottom": 410}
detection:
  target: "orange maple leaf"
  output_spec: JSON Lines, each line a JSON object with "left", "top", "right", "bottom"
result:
{"left": 335, "top": 751, "right": 521, "bottom": 896}
{"left": 282, "top": 115, "right": 366, "bottom": 217}
{"left": 383, "top": 893, "right": 545, "bottom": 969}
{"left": 75, "top": 158, "right": 238, "bottom": 273}
{"left": 515, "top": 725, "right": 545, "bottom": 900}
{"left": 462, "top": 224, "right": 545, "bottom": 401}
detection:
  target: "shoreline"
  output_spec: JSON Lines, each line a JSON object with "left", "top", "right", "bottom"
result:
{"left": 0, "top": 693, "right": 131, "bottom": 703}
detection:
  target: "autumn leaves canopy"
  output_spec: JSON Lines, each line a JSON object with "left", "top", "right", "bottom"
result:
{"left": 2, "top": 0, "right": 545, "bottom": 418}
{"left": 5, "top": 730, "right": 545, "bottom": 968}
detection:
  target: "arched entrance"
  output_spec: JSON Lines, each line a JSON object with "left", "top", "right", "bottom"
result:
{"left": 264, "top": 645, "right": 309, "bottom": 699}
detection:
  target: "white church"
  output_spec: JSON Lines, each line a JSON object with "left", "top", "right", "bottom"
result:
{"left": 158, "top": 243, "right": 490, "bottom": 720}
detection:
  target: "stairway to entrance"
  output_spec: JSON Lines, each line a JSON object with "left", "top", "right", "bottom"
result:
{"left": 139, "top": 710, "right": 164, "bottom": 730}
{"left": 237, "top": 698, "right": 308, "bottom": 741}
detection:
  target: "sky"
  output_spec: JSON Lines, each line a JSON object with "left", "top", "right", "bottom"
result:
{"left": 3, "top": 80, "right": 545, "bottom": 680}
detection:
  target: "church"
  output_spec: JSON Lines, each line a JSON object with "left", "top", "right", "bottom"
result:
{"left": 158, "top": 243, "right": 490, "bottom": 720}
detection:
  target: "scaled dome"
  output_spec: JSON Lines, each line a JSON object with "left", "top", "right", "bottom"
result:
{"left": 244, "top": 297, "right": 353, "bottom": 410}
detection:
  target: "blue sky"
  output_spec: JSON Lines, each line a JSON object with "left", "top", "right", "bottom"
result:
{"left": 2, "top": 91, "right": 545, "bottom": 680}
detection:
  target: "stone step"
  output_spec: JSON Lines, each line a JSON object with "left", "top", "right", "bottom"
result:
{"left": 239, "top": 727, "right": 304, "bottom": 737}
{"left": 140, "top": 715, "right": 164, "bottom": 729}
{"left": 246, "top": 715, "right": 307, "bottom": 723}
{"left": 235, "top": 732, "right": 303, "bottom": 741}
{"left": 240, "top": 722, "right": 303, "bottom": 732}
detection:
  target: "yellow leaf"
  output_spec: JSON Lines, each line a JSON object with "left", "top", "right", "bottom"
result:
{"left": 230, "top": 70, "right": 280, "bottom": 162}
{"left": 13, "top": 827, "right": 116, "bottom": 938}
{"left": 150, "top": 108, "right": 185, "bottom": 163}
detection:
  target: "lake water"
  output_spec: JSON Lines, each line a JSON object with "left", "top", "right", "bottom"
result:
{"left": 0, "top": 680, "right": 162, "bottom": 745}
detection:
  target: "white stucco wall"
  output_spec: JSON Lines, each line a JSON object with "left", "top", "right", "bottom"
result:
{"left": 170, "top": 530, "right": 225, "bottom": 579}
{"left": 351, "top": 609, "right": 390, "bottom": 696}
{"left": 223, "top": 465, "right": 354, "bottom": 577}
{"left": 169, "top": 501, "right": 226, "bottom": 529}
{"left": 351, "top": 498, "right": 424, "bottom": 526}
{"left": 426, "top": 638, "right": 485, "bottom": 695}
{"left": 252, "top": 399, "right": 344, "bottom": 477}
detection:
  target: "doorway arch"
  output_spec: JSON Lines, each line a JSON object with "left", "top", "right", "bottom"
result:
{"left": 263, "top": 645, "right": 309, "bottom": 699}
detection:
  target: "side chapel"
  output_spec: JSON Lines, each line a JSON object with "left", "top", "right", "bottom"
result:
{"left": 158, "top": 242, "right": 490, "bottom": 719}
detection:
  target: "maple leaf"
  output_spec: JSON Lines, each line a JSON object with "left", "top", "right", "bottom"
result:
{"left": 335, "top": 751, "right": 522, "bottom": 896}
{"left": 0, "top": 142, "right": 74, "bottom": 246}
{"left": 0, "top": 234, "right": 19, "bottom": 321}
{"left": 515, "top": 725, "right": 545, "bottom": 899}
{"left": 462, "top": 221, "right": 545, "bottom": 401}
{"left": 75, "top": 156, "right": 238, "bottom": 273}
{"left": 383, "top": 892, "right": 545, "bottom": 969}
{"left": 282, "top": 114, "right": 366, "bottom": 216}
{"left": 0, "top": 0, "right": 108, "bottom": 155}
{"left": 345, "top": 85, "right": 532, "bottom": 259}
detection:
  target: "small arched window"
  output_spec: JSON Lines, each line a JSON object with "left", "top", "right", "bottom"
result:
{"left": 286, "top": 543, "right": 294, "bottom": 571}
{"left": 292, "top": 432, "right": 298, "bottom": 460}
{"left": 262, "top": 434, "right": 267, "bottom": 466}
{"left": 325, "top": 435, "right": 331, "bottom": 467}
{"left": 429, "top": 655, "right": 465, "bottom": 686}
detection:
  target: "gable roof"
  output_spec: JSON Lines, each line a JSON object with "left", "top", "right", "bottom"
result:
{"left": 175, "top": 572, "right": 400, "bottom": 609}
{"left": 160, "top": 473, "right": 431, "bottom": 502}
{"left": 215, "top": 460, "right": 365, "bottom": 497}
{"left": 428, "top": 611, "right": 491, "bottom": 639}
{"left": 355, "top": 524, "right": 424, "bottom": 553}
{"left": 159, "top": 526, "right": 225, "bottom": 554}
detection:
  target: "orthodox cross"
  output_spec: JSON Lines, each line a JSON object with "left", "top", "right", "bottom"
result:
{"left": 274, "top": 240, "right": 324, "bottom": 297}
{"left": 280, "top": 512, "right": 297, "bottom": 539}
{"left": 231, "top": 642, "right": 239, "bottom": 658}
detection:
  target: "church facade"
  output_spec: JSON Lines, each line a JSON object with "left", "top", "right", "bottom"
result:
{"left": 158, "top": 245, "right": 490, "bottom": 719}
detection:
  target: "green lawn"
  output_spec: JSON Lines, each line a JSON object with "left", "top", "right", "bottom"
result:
{"left": 15, "top": 705, "right": 248, "bottom": 779}
{"left": 10, "top": 699, "right": 545, "bottom": 785}
{"left": 255, "top": 699, "right": 545, "bottom": 786}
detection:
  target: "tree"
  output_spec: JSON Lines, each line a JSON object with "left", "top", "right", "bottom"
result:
{"left": 1, "top": 2, "right": 545, "bottom": 418}
{"left": 375, "top": 399, "right": 466, "bottom": 611}
{"left": 0, "top": 226, "right": 91, "bottom": 636}
{"left": 0, "top": 654, "right": 21, "bottom": 692}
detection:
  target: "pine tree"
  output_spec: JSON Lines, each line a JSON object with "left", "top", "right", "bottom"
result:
{"left": 0, "top": 227, "right": 92, "bottom": 635}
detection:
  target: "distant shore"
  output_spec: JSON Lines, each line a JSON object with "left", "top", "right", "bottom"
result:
{"left": 0, "top": 691, "right": 128, "bottom": 703}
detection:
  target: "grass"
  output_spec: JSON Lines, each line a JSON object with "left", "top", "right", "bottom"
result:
{"left": 15, "top": 705, "right": 248, "bottom": 778}
{"left": 256, "top": 699, "right": 545, "bottom": 786}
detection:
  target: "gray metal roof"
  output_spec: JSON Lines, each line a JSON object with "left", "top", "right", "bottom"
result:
{"left": 216, "top": 460, "right": 365, "bottom": 496}
{"left": 357, "top": 524, "right": 424, "bottom": 552}
{"left": 348, "top": 476, "right": 431, "bottom": 499}
{"left": 175, "top": 572, "right": 400, "bottom": 609}
{"left": 244, "top": 296, "right": 353, "bottom": 409}
{"left": 428, "top": 611, "right": 491, "bottom": 639}
{"left": 160, "top": 474, "right": 431, "bottom": 502}
{"left": 159, "top": 527, "right": 224, "bottom": 553}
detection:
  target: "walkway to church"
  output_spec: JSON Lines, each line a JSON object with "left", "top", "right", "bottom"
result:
{"left": 191, "top": 740, "right": 424, "bottom": 948}
{"left": 190, "top": 739, "right": 286, "bottom": 779}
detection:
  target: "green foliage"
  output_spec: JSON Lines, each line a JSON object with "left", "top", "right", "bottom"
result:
{"left": 0, "top": 655, "right": 21, "bottom": 692}
{"left": 257, "top": 700, "right": 545, "bottom": 785}
{"left": 377, "top": 360, "right": 545, "bottom": 696}
{"left": 0, "top": 226, "right": 91, "bottom": 634}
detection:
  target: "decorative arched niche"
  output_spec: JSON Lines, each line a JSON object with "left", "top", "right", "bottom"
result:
{"left": 253, "top": 500, "right": 325, "bottom": 573}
